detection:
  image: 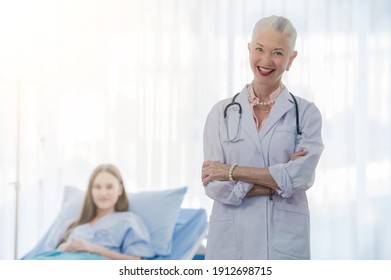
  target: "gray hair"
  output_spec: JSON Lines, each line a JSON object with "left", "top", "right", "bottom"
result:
{"left": 251, "top": 15, "right": 297, "bottom": 52}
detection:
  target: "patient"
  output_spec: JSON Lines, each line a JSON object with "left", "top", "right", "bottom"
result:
{"left": 33, "top": 164, "right": 154, "bottom": 260}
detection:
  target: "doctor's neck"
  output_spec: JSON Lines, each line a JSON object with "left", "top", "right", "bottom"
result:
{"left": 251, "top": 81, "right": 282, "bottom": 100}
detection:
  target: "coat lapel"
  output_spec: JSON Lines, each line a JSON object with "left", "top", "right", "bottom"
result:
{"left": 235, "top": 87, "right": 263, "bottom": 153}
{"left": 234, "top": 87, "right": 295, "bottom": 153}
{"left": 258, "top": 88, "right": 295, "bottom": 141}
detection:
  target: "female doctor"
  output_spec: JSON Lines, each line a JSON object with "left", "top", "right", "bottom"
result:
{"left": 201, "top": 15, "right": 324, "bottom": 260}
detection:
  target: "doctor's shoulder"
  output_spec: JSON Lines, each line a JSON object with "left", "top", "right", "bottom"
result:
{"left": 208, "top": 96, "right": 235, "bottom": 116}
{"left": 293, "top": 95, "right": 323, "bottom": 120}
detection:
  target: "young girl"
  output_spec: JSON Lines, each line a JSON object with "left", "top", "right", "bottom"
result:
{"left": 35, "top": 164, "right": 154, "bottom": 260}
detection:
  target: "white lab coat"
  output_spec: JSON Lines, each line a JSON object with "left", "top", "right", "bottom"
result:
{"left": 203, "top": 85, "right": 324, "bottom": 260}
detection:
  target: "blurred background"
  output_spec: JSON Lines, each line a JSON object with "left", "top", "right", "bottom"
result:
{"left": 0, "top": 0, "right": 390, "bottom": 259}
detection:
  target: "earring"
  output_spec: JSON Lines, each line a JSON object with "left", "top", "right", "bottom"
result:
{"left": 286, "top": 66, "right": 290, "bottom": 71}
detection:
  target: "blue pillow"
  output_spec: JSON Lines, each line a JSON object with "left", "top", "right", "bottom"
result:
{"left": 22, "top": 186, "right": 187, "bottom": 258}
{"left": 129, "top": 187, "right": 187, "bottom": 255}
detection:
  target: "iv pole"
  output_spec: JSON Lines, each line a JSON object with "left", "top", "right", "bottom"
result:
{"left": 14, "top": 81, "right": 21, "bottom": 260}
{"left": 2, "top": 79, "right": 21, "bottom": 259}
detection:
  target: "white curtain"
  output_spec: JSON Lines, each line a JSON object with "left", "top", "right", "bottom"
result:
{"left": 0, "top": 0, "right": 390, "bottom": 259}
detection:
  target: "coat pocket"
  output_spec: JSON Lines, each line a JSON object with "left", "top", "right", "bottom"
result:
{"left": 269, "top": 202, "right": 310, "bottom": 259}
{"left": 206, "top": 219, "right": 238, "bottom": 259}
{"left": 206, "top": 203, "right": 237, "bottom": 259}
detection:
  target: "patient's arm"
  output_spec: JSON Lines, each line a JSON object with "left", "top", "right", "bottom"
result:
{"left": 61, "top": 239, "right": 141, "bottom": 260}
{"left": 57, "top": 242, "right": 68, "bottom": 251}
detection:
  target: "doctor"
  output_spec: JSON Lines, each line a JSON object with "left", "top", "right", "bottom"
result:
{"left": 201, "top": 15, "right": 324, "bottom": 259}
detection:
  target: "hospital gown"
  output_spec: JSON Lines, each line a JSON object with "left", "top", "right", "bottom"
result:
{"left": 29, "top": 211, "right": 154, "bottom": 260}
{"left": 68, "top": 211, "right": 154, "bottom": 257}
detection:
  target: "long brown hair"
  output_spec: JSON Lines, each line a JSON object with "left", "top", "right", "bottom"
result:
{"left": 58, "top": 164, "right": 129, "bottom": 246}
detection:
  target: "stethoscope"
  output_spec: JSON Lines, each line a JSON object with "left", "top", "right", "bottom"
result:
{"left": 224, "top": 92, "right": 302, "bottom": 143}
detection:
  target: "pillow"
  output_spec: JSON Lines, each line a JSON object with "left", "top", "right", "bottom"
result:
{"left": 23, "top": 186, "right": 187, "bottom": 258}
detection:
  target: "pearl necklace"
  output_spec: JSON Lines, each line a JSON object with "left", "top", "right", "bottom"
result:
{"left": 247, "top": 94, "right": 276, "bottom": 106}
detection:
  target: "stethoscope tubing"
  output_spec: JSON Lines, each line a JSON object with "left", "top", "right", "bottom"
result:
{"left": 223, "top": 91, "right": 302, "bottom": 143}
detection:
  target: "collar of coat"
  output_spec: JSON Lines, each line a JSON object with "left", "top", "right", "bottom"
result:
{"left": 235, "top": 86, "right": 296, "bottom": 149}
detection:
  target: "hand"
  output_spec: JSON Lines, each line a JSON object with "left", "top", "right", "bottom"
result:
{"left": 246, "top": 185, "right": 271, "bottom": 197}
{"left": 63, "top": 239, "right": 96, "bottom": 254}
{"left": 57, "top": 242, "right": 67, "bottom": 251}
{"left": 202, "top": 160, "right": 230, "bottom": 186}
{"left": 290, "top": 149, "right": 307, "bottom": 161}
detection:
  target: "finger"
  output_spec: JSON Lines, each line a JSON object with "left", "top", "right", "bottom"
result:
{"left": 201, "top": 168, "right": 210, "bottom": 180}
{"left": 202, "top": 176, "right": 211, "bottom": 187}
{"left": 203, "top": 160, "right": 221, "bottom": 167}
{"left": 293, "top": 149, "right": 307, "bottom": 156}
{"left": 290, "top": 150, "right": 307, "bottom": 160}
{"left": 65, "top": 246, "right": 74, "bottom": 252}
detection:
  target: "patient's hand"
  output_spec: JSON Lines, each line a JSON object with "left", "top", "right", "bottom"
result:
{"left": 62, "top": 239, "right": 97, "bottom": 254}
{"left": 57, "top": 242, "right": 68, "bottom": 251}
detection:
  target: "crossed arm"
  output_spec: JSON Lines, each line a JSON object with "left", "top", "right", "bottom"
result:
{"left": 201, "top": 150, "right": 307, "bottom": 197}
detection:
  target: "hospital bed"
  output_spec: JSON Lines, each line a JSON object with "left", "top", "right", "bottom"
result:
{"left": 149, "top": 208, "right": 208, "bottom": 260}
{"left": 21, "top": 186, "right": 208, "bottom": 260}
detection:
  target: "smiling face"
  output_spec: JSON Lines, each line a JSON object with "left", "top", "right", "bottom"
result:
{"left": 248, "top": 28, "right": 297, "bottom": 91}
{"left": 91, "top": 171, "right": 123, "bottom": 215}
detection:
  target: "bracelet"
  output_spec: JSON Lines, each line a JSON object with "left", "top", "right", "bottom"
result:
{"left": 228, "top": 163, "right": 238, "bottom": 183}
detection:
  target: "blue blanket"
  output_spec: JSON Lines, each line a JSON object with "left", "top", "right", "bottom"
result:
{"left": 26, "top": 250, "right": 108, "bottom": 260}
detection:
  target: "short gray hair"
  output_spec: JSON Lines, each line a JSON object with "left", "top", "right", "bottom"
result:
{"left": 251, "top": 15, "right": 297, "bottom": 52}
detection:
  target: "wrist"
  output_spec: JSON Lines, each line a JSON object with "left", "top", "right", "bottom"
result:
{"left": 89, "top": 243, "right": 98, "bottom": 254}
{"left": 228, "top": 163, "right": 238, "bottom": 183}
